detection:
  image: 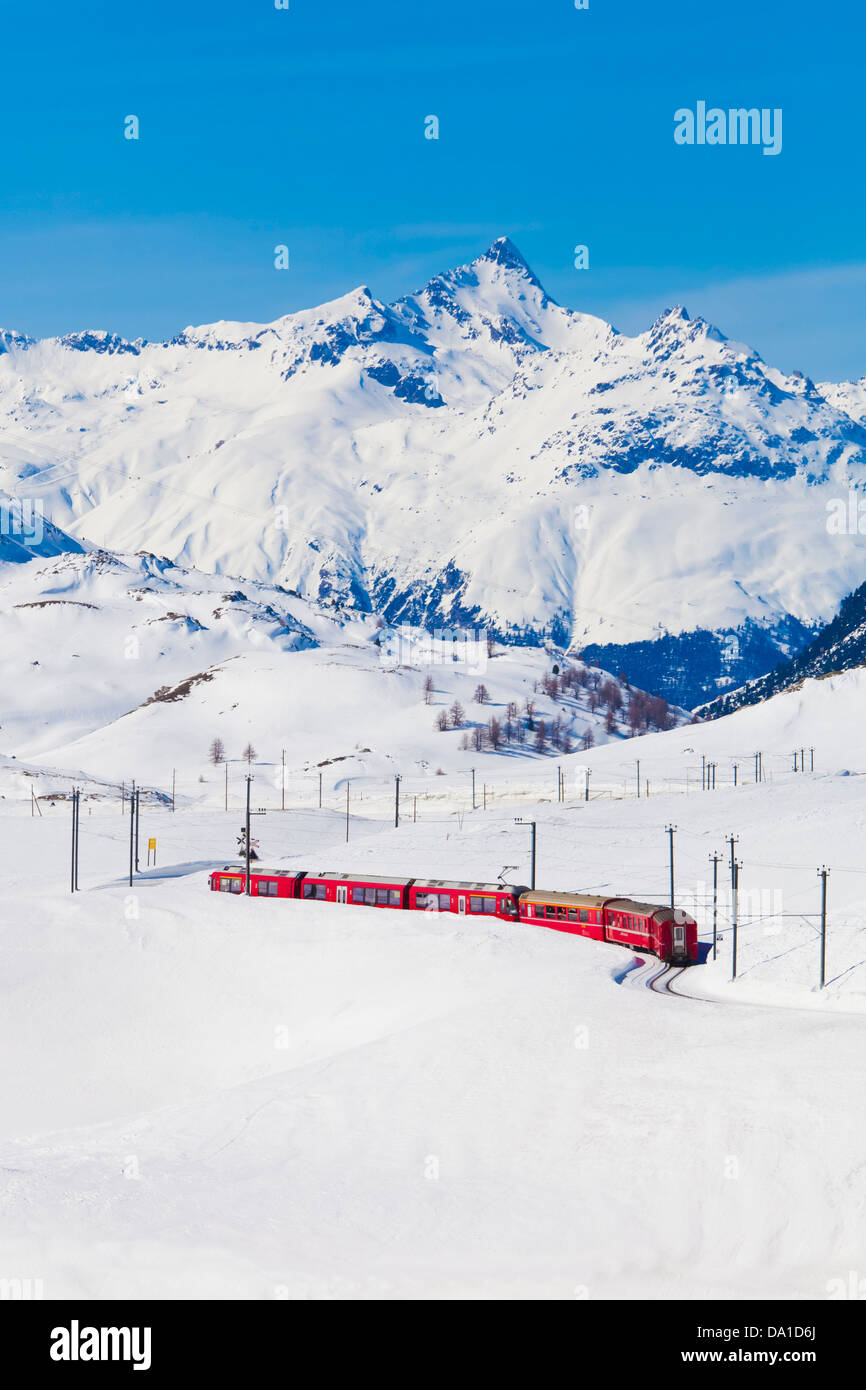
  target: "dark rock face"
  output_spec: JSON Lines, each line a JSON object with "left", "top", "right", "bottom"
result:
{"left": 582, "top": 616, "right": 820, "bottom": 712}
{"left": 698, "top": 582, "right": 866, "bottom": 718}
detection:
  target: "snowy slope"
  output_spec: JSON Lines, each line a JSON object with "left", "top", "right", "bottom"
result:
{"left": 2, "top": 674, "right": 866, "bottom": 1298}
{"left": 0, "top": 547, "right": 689, "bottom": 796}
{"left": 2, "top": 239, "right": 866, "bottom": 704}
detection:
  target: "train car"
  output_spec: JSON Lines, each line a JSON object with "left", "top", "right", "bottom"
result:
{"left": 408, "top": 879, "right": 524, "bottom": 921}
{"left": 209, "top": 866, "right": 305, "bottom": 898}
{"left": 208, "top": 865, "right": 698, "bottom": 964}
{"left": 518, "top": 890, "right": 610, "bottom": 941}
{"left": 603, "top": 898, "right": 698, "bottom": 964}
{"left": 299, "top": 871, "right": 413, "bottom": 909}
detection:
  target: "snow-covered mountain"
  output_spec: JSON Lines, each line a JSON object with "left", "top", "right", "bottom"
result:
{"left": 2, "top": 236, "right": 866, "bottom": 706}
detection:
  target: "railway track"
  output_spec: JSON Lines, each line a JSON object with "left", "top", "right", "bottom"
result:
{"left": 616, "top": 955, "right": 719, "bottom": 1004}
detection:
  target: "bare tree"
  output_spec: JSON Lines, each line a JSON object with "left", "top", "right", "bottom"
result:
{"left": 534, "top": 720, "right": 547, "bottom": 752}
{"left": 242, "top": 742, "right": 257, "bottom": 765}
{"left": 423, "top": 674, "right": 435, "bottom": 705}
{"left": 435, "top": 710, "right": 449, "bottom": 731}
{"left": 474, "top": 683, "right": 490, "bottom": 705}
{"left": 488, "top": 715, "right": 502, "bottom": 750}
{"left": 581, "top": 728, "right": 595, "bottom": 751}
{"left": 209, "top": 737, "right": 226, "bottom": 765}
{"left": 450, "top": 700, "right": 466, "bottom": 728}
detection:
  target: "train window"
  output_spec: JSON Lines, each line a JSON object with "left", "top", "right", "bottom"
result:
{"left": 567, "top": 907, "right": 578, "bottom": 921}
{"left": 415, "top": 892, "right": 431, "bottom": 909}
{"left": 469, "top": 897, "right": 482, "bottom": 912}
{"left": 376, "top": 888, "right": 389, "bottom": 905}
{"left": 389, "top": 890, "right": 401, "bottom": 905}
{"left": 578, "top": 909, "right": 589, "bottom": 923}
{"left": 258, "top": 880, "right": 279, "bottom": 896}
{"left": 545, "top": 905, "right": 557, "bottom": 919}
{"left": 303, "top": 882, "right": 327, "bottom": 900}
{"left": 556, "top": 906, "right": 567, "bottom": 920}
{"left": 219, "top": 876, "right": 243, "bottom": 893}
{"left": 438, "top": 894, "right": 452, "bottom": 911}
{"left": 504, "top": 898, "right": 517, "bottom": 915}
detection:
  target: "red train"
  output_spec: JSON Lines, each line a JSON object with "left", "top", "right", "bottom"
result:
{"left": 209, "top": 866, "right": 698, "bottom": 964}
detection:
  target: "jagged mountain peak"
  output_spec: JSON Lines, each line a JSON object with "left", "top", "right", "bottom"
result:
{"left": 643, "top": 305, "right": 727, "bottom": 355}
{"left": 415, "top": 235, "right": 548, "bottom": 304}
{"left": 476, "top": 235, "right": 538, "bottom": 276}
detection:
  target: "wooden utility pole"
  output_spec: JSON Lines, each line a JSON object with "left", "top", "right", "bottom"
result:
{"left": 818, "top": 866, "right": 829, "bottom": 988}
{"left": 245, "top": 775, "right": 252, "bottom": 895}
{"left": 128, "top": 784, "right": 135, "bottom": 887}
{"left": 515, "top": 819, "right": 536, "bottom": 890}
{"left": 666, "top": 824, "right": 676, "bottom": 909}
{"left": 709, "top": 851, "right": 723, "bottom": 960}
{"left": 729, "top": 835, "right": 740, "bottom": 979}
{"left": 70, "top": 788, "right": 80, "bottom": 892}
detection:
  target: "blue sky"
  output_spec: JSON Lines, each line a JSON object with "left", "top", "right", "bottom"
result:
{"left": 2, "top": 0, "right": 863, "bottom": 378}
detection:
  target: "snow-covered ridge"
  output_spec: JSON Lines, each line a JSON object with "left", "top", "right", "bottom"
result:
{"left": 2, "top": 237, "right": 866, "bottom": 706}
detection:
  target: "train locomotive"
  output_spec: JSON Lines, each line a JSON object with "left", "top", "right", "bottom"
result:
{"left": 209, "top": 866, "right": 698, "bottom": 965}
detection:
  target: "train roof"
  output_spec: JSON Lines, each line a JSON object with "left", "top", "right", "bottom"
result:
{"left": 519, "top": 890, "right": 612, "bottom": 908}
{"left": 215, "top": 865, "right": 302, "bottom": 877}
{"left": 605, "top": 897, "right": 687, "bottom": 921}
{"left": 305, "top": 870, "right": 415, "bottom": 886}
{"left": 412, "top": 879, "right": 523, "bottom": 893}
